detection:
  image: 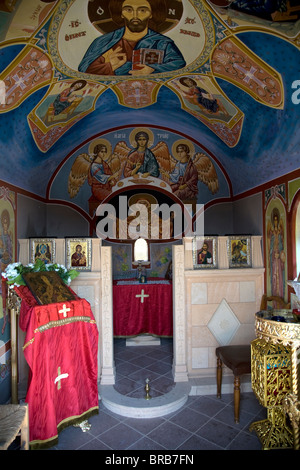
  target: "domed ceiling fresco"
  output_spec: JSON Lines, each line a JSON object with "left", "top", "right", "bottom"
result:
{"left": 0, "top": 0, "right": 299, "bottom": 218}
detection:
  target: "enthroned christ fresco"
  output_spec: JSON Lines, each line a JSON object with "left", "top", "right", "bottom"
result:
{"left": 78, "top": 0, "right": 186, "bottom": 76}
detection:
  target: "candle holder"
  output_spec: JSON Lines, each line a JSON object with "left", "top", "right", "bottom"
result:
{"left": 145, "top": 378, "right": 151, "bottom": 400}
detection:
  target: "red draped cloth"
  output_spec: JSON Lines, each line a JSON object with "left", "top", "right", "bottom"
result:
{"left": 113, "top": 279, "right": 173, "bottom": 337}
{"left": 15, "top": 285, "right": 99, "bottom": 449}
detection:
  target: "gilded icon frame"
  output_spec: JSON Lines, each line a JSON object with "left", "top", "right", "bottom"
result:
{"left": 192, "top": 236, "right": 217, "bottom": 269}
{"left": 227, "top": 236, "right": 251, "bottom": 268}
{"left": 30, "top": 238, "right": 56, "bottom": 265}
{"left": 66, "top": 238, "right": 92, "bottom": 271}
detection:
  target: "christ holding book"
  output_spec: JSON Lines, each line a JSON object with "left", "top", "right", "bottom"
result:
{"left": 78, "top": 0, "right": 186, "bottom": 76}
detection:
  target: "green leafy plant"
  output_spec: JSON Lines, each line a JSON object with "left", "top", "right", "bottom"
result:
{"left": 2, "top": 259, "right": 79, "bottom": 287}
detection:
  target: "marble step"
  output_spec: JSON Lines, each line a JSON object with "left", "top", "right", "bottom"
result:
{"left": 99, "top": 382, "right": 191, "bottom": 418}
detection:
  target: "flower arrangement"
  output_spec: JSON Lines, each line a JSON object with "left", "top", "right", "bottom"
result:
{"left": 2, "top": 258, "right": 79, "bottom": 287}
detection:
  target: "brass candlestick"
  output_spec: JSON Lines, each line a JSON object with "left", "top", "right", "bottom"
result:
{"left": 145, "top": 378, "right": 151, "bottom": 400}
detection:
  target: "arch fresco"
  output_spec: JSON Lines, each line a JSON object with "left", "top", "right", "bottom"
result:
{"left": 49, "top": 125, "right": 231, "bottom": 218}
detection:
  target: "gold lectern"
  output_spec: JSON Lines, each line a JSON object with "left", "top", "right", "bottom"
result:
{"left": 250, "top": 309, "right": 300, "bottom": 450}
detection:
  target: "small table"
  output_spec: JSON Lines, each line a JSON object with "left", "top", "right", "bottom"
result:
{"left": 250, "top": 309, "right": 300, "bottom": 450}
{"left": 113, "top": 279, "right": 173, "bottom": 337}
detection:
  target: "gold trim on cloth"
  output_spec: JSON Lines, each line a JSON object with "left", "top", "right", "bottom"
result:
{"left": 37, "top": 316, "right": 96, "bottom": 333}
{"left": 29, "top": 406, "right": 99, "bottom": 450}
{"left": 23, "top": 317, "right": 97, "bottom": 350}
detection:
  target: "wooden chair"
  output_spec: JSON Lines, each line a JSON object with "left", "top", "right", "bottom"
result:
{"left": 216, "top": 345, "right": 251, "bottom": 423}
{"left": 260, "top": 295, "right": 290, "bottom": 311}
{"left": 0, "top": 404, "right": 29, "bottom": 450}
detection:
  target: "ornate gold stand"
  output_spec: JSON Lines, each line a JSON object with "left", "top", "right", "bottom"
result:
{"left": 7, "top": 286, "right": 21, "bottom": 405}
{"left": 250, "top": 310, "right": 300, "bottom": 450}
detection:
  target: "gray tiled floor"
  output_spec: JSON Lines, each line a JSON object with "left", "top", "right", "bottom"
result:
{"left": 45, "top": 337, "right": 268, "bottom": 451}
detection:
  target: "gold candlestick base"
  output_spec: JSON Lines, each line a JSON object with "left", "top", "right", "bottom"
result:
{"left": 145, "top": 378, "right": 151, "bottom": 400}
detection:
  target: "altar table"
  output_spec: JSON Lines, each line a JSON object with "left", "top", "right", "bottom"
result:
{"left": 14, "top": 285, "right": 99, "bottom": 449}
{"left": 113, "top": 279, "right": 173, "bottom": 337}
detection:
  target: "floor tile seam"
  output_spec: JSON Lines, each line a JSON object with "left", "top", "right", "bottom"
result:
{"left": 76, "top": 436, "right": 114, "bottom": 451}
{"left": 173, "top": 431, "right": 214, "bottom": 450}
{"left": 166, "top": 421, "right": 212, "bottom": 437}
{"left": 191, "top": 415, "right": 216, "bottom": 434}
{"left": 125, "top": 370, "right": 168, "bottom": 383}
{"left": 155, "top": 418, "right": 195, "bottom": 440}
{"left": 115, "top": 367, "right": 142, "bottom": 376}
{"left": 148, "top": 372, "right": 175, "bottom": 382}
{"left": 92, "top": 421, "right": 146, "bottom": 444}
{"left": 213, "top": 402, "right": 265, "bottom": 422}
{"left": 126, "top": 360, "right": 159, "bottom": 368}
{"left": 126, "top": 365, "right": 161, "bottom": 375}
{"left": 185, "top": 408, "right": 227, "bottom": 420}
{"left": 223, "top": 428, "right": 255, "bottom": 450}
{"left": 205, "top": 415, "right": 261, "bottom": 446}
{"left": 144, "top": 366, "right": 174, "bottom": 376}
{"left": 144, "top": 351, "right": 173, "bottom": 357}
{"left": 121, "top": 419, "right": 169, "bottom": 437}
{"left": 203, "top": 413, "right": 247, "bottom": 431}
{"left": 144, "top": 349, "right": 172, "bottom": 355}
{"left": 165, "top": 408, "right": 218, "bottom": 433}
{"left": 176, "top": 405, "right": 215, "bottom": 421}
{"left": 127, "top": 363, "right": 173, "bottom": 375}
{"left": 175, "top": 430, "right": 225, "bottom": 450}
{"left": 87, "top": 420, "right": 126, "bottom": 439}
{"left": 127, "top": 434, "right": 169, "bottom": 450}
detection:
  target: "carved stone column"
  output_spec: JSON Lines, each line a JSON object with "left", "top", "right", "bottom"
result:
{"left": 100, "top": 246, "right": 115, "bottom": 385}
{"left": 172, "top": 245, "right": 188, "bottom": 382}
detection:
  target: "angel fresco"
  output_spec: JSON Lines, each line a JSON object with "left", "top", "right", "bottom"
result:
{"left": 68, "top": 139, "right": 125, "bottom": 203}
{"left": 68, "top": 130, "right": 168, "bottom": 202}
{"left": 123, "top": 130, "right": 160, "bottom": 178}
{"left": 68, "top": 130, "right": 219, "bottom": 206}
{"left": 160, "top": 140, "right": 219, "bottom": 199}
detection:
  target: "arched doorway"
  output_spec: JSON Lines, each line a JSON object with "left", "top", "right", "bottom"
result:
{"left": 99, "top": 242, "right": 188, "bottom": 388}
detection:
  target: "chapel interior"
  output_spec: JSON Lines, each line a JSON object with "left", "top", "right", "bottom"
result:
{"left": 0, "top": 0, "right": 300, "bottom": 452}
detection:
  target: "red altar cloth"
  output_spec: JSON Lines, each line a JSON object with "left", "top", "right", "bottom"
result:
{"left": 113, "top": 279, "right": 173, "bottom": 337}
{"left": 15, "top": 285, "right": 99, "bottom": 449}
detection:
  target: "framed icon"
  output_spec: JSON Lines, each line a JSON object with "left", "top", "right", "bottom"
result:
{"left": 23, "top": 271, "right": 76, "bottom": 305}
{"left": 30, "top": 238, "right": 56, "bottom": 265}
{"left": 192, "top": 236, "right": 217, "bottom": 269}
{"left": 227, "top": 236, "right": 251, "bottom": 268}
{"left": 66, "top": 238, "right": 92, "bottom": 271}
